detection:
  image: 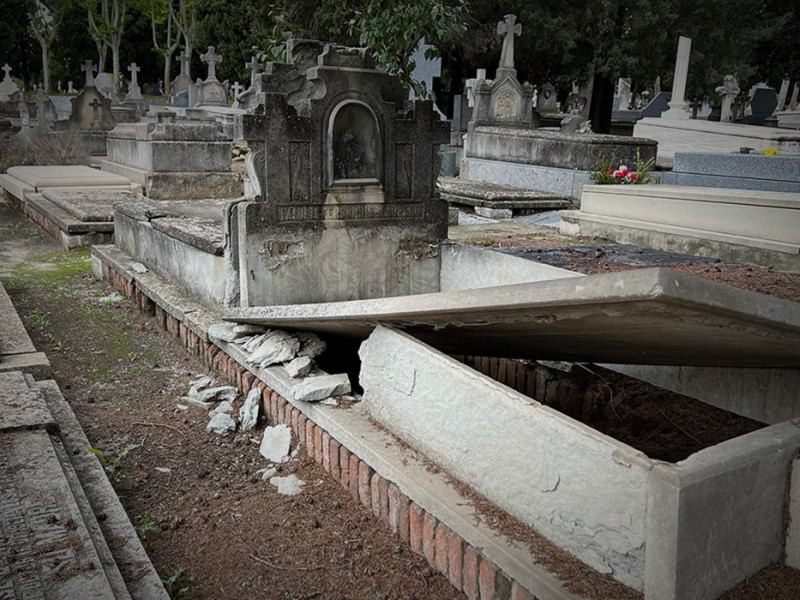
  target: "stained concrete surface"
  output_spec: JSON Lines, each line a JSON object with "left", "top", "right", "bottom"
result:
{"left": 226, "top": 267, "right": 800, "bottom": 368}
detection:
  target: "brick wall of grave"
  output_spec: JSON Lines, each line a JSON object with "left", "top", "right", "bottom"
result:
{"left": 98, "top": 261, "right": 538, "bottom": 600}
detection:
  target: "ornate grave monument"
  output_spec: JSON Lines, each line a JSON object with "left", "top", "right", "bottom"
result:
{"left": 197, "top": 46, "right": 228, "bottom": 107}
{"left": 233, "top": 39, "right": 449, "bottom": 306}
{"left": 462, "top": 15, "right": 656, "bottom": 199}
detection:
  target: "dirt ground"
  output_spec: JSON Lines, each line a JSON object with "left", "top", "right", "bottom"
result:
{"left": 3, "top": 197, "right": 800, "bottom": 599}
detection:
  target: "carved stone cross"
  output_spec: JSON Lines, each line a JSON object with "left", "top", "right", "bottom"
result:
{"left": 497, "top": 14, "right": 522, "bottom": 70}
{"left": 82, "top": 59, "right": 97, "bottom": 87}
{"left": 177, "top": 51, "right": 189, "bottom": 75}
{"left": 231, "top": 81, "right": 243, "bottom": 98}
{"left": 127, "top": 62, "right": 140, "bottom": 87}
{"left": 246, "top": 55, "right": 262, "bottom": 87}
{"left": 200, "top": 46, "right": 223, "bottom": 80}
{"left": 715, "top": 74, "right": 740, "bottom": 123}
{"left": 1, "top": 64, "right": 11, "bottom": 80}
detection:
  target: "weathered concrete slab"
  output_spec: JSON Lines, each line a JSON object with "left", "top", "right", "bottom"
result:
{"left": 0, "top": 429, "right": 119, "bottom": 599}
{"left": 438, "top": 176, "right": 570, "bottom": 211}
{"left": 0, "top": 282, "right": 37, "bottom": 357}
{"left": 226, "top": 268, "right": 800, "bottom": 367}
{"left": 6, "top": 165, "right": 133, "bottom": 190}
{"left": 42, "top": 189, "right": 144, "bottom": 222}
{"left": 0, "top": 371, "right": 56, "bottom": 432}
{"left": 24, "top": 194, "right": 116, "bottom": 234}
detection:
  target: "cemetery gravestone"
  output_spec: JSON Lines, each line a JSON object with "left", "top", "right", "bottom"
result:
{"left": 95, "top": 73, "right": 120, "bottom": 105}
{"left": 0, "top": 64, "right": 20, "bottom": 103}
{"left": 125, "top": 62, "right": 144, "bottom": 103}
{"left": 748, "top": 87, "right": 778, "bottom": 126}
{"left": 197, "top": 46, "right": 228, "bottom": 107}
{"left": 664, "top": 36, "right": 691, "bottom": 119}
{"left": 715, "top": 75, "right": 740, "bottom": 123}
{"left": 234, "top": 39, "right": 449, "bottom": 306}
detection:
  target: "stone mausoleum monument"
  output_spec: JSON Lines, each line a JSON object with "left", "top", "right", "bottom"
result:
{"left": 232, "top": 39, "right": 449, "bottom": 307}
{"left": 461, "top": 15, "right": 657, "bottom": 200}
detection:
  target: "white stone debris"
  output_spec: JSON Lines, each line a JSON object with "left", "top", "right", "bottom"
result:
{"left": 209, "top": 400, "right": 234, "bottom": 417}
{"left": 239, "top": 388, "right": 261, "bottom": 432}
{"left": 234, "top": 323, "right": 266, "bottom": 336}
{"left": 246, "top": 330, "right": 301, "bottom": 368}
{"left": 292, "top": 373, "right": 351, "bottom": 402}
{"left": 285, "top": 356, "right": 313, "bottom": 379}
{"left": 154, "top": 467, "right": 172, "bottom": 474}
{"left": 257, "top": 466, "right": 277, "bottom": 481}
{"left": 97, "top": 291, "right": 125, "bottom": 305}
{"left": 188, "top": 374, "right": 213, "bottom": 394}
{"left": 206, "top": 412, "right": 236, "bottom": 435}
{"left": 183, "top": 385, "right": 237, "bottom": 410}
{"left": 269, "top": 474, "right": 304, "bottom": 496}
{"left": 296, "top": 332, "right": 327, "bottom": 359}
{"left": 208, "top": 322, "right": 240, "bottom": 343}
{"left": 259, "top": 424, "right": 292, "bottom": 463}
{"left": 131, "top": 262, "right": 148, "bottom": 274}
{"left": 175, "top": 403, "right": 189, "bottom": 411}
{"left": 241, "top": 333, "right": 268, "bottom": 353}
{"left": 320, "top": 398, "right": 339, "bottom": 407}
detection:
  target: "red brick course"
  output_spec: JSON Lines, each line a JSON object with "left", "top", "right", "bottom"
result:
{"left": 463, "top": 545, "right": 480, "bottom": 600}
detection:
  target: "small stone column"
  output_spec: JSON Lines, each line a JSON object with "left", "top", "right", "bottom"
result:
{"left": 663, "top": 36, "right": 691, "bottom": 120}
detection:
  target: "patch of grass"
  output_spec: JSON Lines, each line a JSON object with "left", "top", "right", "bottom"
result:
{"left": 1, "top": 248, "right": 92, "bottom": 290}
{"left": 136, "top": 511, "right": 162, "bottom": 540}
{"left": 160, "top": 566, "right": 195, "bottom": 599}
{"left": 89, "top": 443, "right": 140, "bottom": 490}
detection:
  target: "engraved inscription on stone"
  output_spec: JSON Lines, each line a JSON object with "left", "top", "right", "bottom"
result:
{"left": 495, "top": 87, "right": 517, "bottom": 120}
{"left": 395, "top": 144, "right": 413, "bottom": 199}
{"left": 0, "top": 434, "right": 81, "bottom": 600}
{"left": 289, "top": 142, "right": 311, "bottom": 203}
{"left": 331, "top": 103, "right": 379, "bottom": 181}
{"left": 277, "top": 202, "right": 423, "bottom": 222}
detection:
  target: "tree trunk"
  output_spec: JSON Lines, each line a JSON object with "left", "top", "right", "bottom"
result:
{"left": 163, "top": 54, "right": 172, "bottom": 96}
{"left": 41, "top": 42, "right": 51, "bottom": 92}
{"left": 588, "top": 73, "right": 614, "bottom": 134}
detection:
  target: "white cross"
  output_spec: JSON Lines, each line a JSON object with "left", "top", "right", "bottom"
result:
{"left": 82, "top": 59, "right": 97, "bottom": 87}
{"left": 127, "top": 62, "right": 140, "bottom": 87}
{"left": 200, "top": 46, "right": 222, "bottom": 80}
{"left": 1, "top": 64, "right": 11, "bottom": 80}
{"left": 497, "top": 14, "right": 522, "bottom": 70}
{"left": 231, "top": 81, "right": 243, "bottom": 98}
{"left": 246, "top": 55, "right": 262, "bottom": 87}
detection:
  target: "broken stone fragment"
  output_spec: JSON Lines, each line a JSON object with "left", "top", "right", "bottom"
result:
{"left": 131, "top": 262, "right": 148, "bottom": 274}
{"left": 285, "top": 356, "right": 313, "bottom": 379}
{"left": 209, "top": 400, "right": 234, "bottom": 417}
{"left": 206, "top": 412, "right": 236, "bottom": 435}
{"left": 241, "top": 333, "right": 268, "bottom": 352}
{"left": 239, "top": 388, "right": 261, "bottom": 432}
{"left": 209, "top": 322, "right": 267, "bottom": 343}
{"left": 269, "top": 474, "right": 304, "bottom": 496}
{"left": 188, "top": 374, "right": 213, "bottom": 395}
{"left": 259, "top": 424, "right": 292, "bottom": 463}
{"left": 246, "top": 330, "right": 300, "bottom": 368}
{"left": 183, "top": 385, "right": 238, "bottom": 409}
{"left": 296, "top": 332, "right": 327, "bottom": 359}
{"left": 292, "top": 373, "right": 351, "bottom": 402}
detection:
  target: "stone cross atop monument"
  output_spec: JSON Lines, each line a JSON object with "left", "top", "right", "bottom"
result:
{"left": 200, "top": 46, "right": 223, "bottom": 81}
{"left": 0, "top": 63, "right": 19, "bottom": 102}
{"left": 127, "top": 62, "right": 140, "bottom": 87}
{"left": 497, "top": 14, "right": 522, "bottom": 76}
{"left": 1, "top": 64, "right": 11, "bottom": 80}
{"left": 125, "top": 62, "right": 143, "bottom": 103}
{"left": 246, "top": 56, "right": 262, "bottom": 88}
{"left": 178, "top": 51, "right": 189, "bottom": 75}
{"left": 231, "top": 81, "right": 243, "bottom": 100}
{"left": 715, "top": 74, "right": 740, "bottom": 123}
{"left": 82, "top": 60, "right": 97, "bottom": 87}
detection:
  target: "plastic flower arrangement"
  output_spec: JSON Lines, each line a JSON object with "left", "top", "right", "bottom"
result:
{"left": 591, "top": 148, "right": 655, "bottom": 185}
{"left": 763, "top": 148, "right": 779, "bottom": 156}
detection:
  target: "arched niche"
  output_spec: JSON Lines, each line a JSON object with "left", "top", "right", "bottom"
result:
{"left": 328, "top": 100, "right": 381, "bottom": 184}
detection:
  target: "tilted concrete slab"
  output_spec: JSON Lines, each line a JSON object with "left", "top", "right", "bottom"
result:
{"left": 6, "top": 165, "right": 133, "bottom": 190}
{"left": 226, "top": 268, "right": 800, "bottom": 367}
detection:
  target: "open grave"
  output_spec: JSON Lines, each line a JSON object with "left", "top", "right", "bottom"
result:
{"left": 78, "top": 37, "right": 800, "bottom": 600}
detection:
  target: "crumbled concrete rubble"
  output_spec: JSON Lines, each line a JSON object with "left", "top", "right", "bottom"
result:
{"left": 260, "top": 424, "right": 292, "bottom": 463}
{"left": 209, "top": 400, "right": 234, "bottom": 417}
{"left": 292, "top": 373, "right": 351, "bottom": 402}
{"left": 285, "top": 356, "right": 313, "bottom": 378}
{"left": 97, "top": 291, "right": 125, "bottom": 305}
{"left": 206, "top": 412, "right": 236, "bottom": 435}
{"left": 269, "top": 474, "right": 305, "bottom": 496}
{"left": 246, "top": 330, "right": 300, "bottom": 368}
{"left": 239, "top": 388, "right": 261, "bottom": 432}
{"left": 183, "top": 385, "right": 238, "bottom": 410}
